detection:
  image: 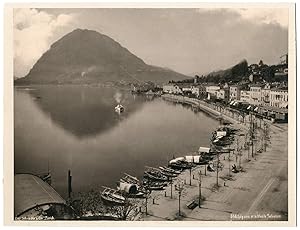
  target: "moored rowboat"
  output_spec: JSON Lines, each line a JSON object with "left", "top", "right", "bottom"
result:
{"left": 146, "top": 166, "right": 177, "bottom": 178}
{"left": 159, "top": 166, "right": 181, "bottom": 175}
{"left": 142, "top": 179, "right": 166, "bottom": 190}
{"left": 144, "top": 171, "right": 168, "bottom": 181}
{"left": 168, "top": 161, "right": 193, "bottom": 170}
{"left": 101, "top": 186, "right": 125, "bottom": 205}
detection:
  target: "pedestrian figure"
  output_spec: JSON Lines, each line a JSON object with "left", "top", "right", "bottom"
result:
{"left": 224, "top": 181, "right": 226, "bottom": 187}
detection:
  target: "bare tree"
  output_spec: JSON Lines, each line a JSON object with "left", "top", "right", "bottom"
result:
{"left": 71, "top": 190, "right": 106, "bottom": 217}
{"left": 108, "top": 197, "right": 140, "bottom": 220}
{"left": 71, "top": 190, "right": 141, "bottom": 220}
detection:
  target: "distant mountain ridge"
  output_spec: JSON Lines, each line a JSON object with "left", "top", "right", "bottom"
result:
{"left": 15, "top": 29, "right": 188, "bottom": 85}
{"left": 175, "top": 60, "right": 249, "bottom": 84}
{"left": 199, "top": 59, "right": 287, "bottom": 84}
{"left": 204, "top": 60, "right": 249, "bottom": 83}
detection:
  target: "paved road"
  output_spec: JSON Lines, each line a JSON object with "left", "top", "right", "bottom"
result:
{"left": 141, "top": 123, "right": 288, "bottom": 221}
{"left": 188, "top": 123, "right": 288, "bottom": 221}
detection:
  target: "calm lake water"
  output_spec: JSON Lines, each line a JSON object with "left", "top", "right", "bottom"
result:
{"left": 14, "top": 85, "right": 219, "bottom": 198}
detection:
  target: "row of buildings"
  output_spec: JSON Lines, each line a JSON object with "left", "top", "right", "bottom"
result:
{"left": 162, "top": 82, "right": 288, "bottom": 109}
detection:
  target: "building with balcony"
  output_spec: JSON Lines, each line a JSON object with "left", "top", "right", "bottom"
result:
{"left": 261, "top": 83, "right": 271, "bottom": 106}
{"left": 270, "top": 87, "right": 288, "bottom": 108}
{"left": 240, "top": 90, "right": 251, "bottom": 103}
{"left": 249, "top": 84, "right": 264, "bottom": 105}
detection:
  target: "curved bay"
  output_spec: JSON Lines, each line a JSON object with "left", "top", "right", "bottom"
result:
{"left": 14, "top": 85, "right": 219, "bottom": 197}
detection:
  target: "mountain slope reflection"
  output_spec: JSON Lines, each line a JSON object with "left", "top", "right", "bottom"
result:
{"left": 15, "top": 87, "right": 220, "bottom": 197}
{"left": 27, "top": 85, "right": 146, "bottom": 138}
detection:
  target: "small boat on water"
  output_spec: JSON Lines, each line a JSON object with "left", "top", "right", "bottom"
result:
{"left": 122, "top": 173, "right": 141, "bottom": 185}
{"left": 159, "top": 170, "right": 178, "bottom": 178}
{"left": 146, "top": 166, "right": 177, "bottom": 178}
{"left": 118, "top": 180, "right": 145, "bottom": 198}
{"left": 115, "top": 104, "right": 124, "bottom": 113}
{"left": 168, "top": 158, "right": 193, "bottom": 170}
{"left": 142, "top": 179, "right": 166, "bottom": 190}
{"left": 144, "top": 170, "right": 168, "bottom": 181}
{"left": 121, "top": 173, "right": 145, "bottom": 196}
{"left": 147, "top": 184, "right": 164, "bottom": 191}
{"left": 101, "top": 186, "right": 125, "bottom": 205}
{"left": 169, "top": 162, "right": 193, "bottom": 170}
{"left": 159, "top": 166, "right": 182, "bottom": 175}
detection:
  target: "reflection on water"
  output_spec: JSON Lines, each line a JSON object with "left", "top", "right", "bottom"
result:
{"left": 26, "top": 85, "right": 146, "bottom": 138}
{"left": 14, "top": 86, "right": 219, "bottom": 198}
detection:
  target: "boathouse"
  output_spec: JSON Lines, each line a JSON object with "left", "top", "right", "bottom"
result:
{"left": 14, "top": 174, "right": 76, "bottom": 220}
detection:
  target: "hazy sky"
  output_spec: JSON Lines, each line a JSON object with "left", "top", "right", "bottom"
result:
{"left": 13, "top": 8, "right": 289, "bottom": 78}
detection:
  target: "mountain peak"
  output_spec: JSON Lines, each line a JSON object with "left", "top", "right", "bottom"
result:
{"left": 15, "top": 29, "right": 188, "bottom": 85}
{"left": 69, "top": 28, "right": 101, "bottom": 35}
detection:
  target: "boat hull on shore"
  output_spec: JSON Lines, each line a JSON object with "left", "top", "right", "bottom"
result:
{"left": 143, "top": 179, "right": 167, "bottom": 190}
{"left": 159, "top": 166, "right": 182, "bottom": 175}
{"left": 101, "top": 192, "right": 125, "bottom": 205}
{"left": 168, "top": 162, "right": 193, "bottom": 170}
{"left": 144, "top": 171, "right": 168, "bottom": 181}
{"left": 101, "top": 187, "right": 125, "bottom": 205}
{"left": 159, "top": 170, "right": 178, "bottom": 178}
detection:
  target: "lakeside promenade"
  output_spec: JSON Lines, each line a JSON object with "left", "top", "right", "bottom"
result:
{"left": 162, "top": 94, "right": 269, "bottom": 126}
{"left": 136, "top": 94, "right": 288, "bottom": 221}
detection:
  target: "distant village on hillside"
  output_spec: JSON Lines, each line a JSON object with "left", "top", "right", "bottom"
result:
{"left": 132, "top": 54, "right": 288, "bottom": 123}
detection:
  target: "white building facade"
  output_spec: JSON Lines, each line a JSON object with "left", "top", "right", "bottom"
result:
{"left": 216, "top": 88, "right": 230, "bottom": 102}
{"left": 240, "top": 90, "right": 251, "bottom": 103}
{"left": 191, "top": 85, "right": 206, "bottom": 97}
{"left": 163, "top": 84, "right": 183, "bottom": 95}
{"left": 249, "top": 85, "right": 263, "bottom": 105}
{"left": 270, "top": 87, "right": 288, "bottom": 108}
{"left": 205, "top": 85, "right": 220, "bottom": 98}
{"left": 261, "top": 84, "right": 271, "bottom": 106}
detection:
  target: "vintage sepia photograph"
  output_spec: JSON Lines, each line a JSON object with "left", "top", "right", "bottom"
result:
{"left": 4, "top": 3, "right": 296, "bottom": 226}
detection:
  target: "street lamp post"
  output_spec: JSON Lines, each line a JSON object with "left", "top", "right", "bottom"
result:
{"left": 176, "top": 180, "right": 184, "bottom": 216}
{"left": 144, "top": 186, "right": 151, "bottom": 215}
{"left": 244, "top": 132, "right": 250, "bottom": 161}
{"left": 178, "top": 190, "right": 181, "bottom": 216}
{"left": 198, "top": 170, "right": 202, "bottom": 208}
{"left": 216, "top": 152, "right": 220, "bottom": 187}
{"left": 170, "top": 179, "right": 173, "bottom": 199}
{"left": 238, "top": 148, "right": 242, "bottom": 168}
{"left": 228, "top": 150, "right": 231, "bottom": 176}
{"left": 145, "top": 194, "right": 148, "bottom": 215}
{"left": 251, "top": 122, "right": 254, "bottom": 158}
{"left": 189, "top": 168, "right": 192, "bottom": 186}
